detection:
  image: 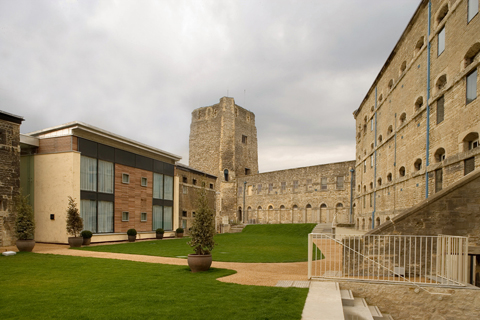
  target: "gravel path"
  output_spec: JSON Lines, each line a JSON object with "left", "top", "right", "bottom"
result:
{"left": 3, "top": 243, "right": 308, "bottom": 287}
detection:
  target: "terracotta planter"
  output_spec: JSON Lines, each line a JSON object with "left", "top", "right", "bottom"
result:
{"left": 82, "top": 238, "right": 92, "bottom": 245}
{"left": 156, "top": 233, "right": 164, "bottom": 239}
{"left": 128, "top": 235, "right": 136, "bottom": 242}
{"left": 16, "top": 239, "right": 35, "bottom": 252}
{"left": 68, "top": 237, "right": 83, "bottom": 248}
{"left": 188, "top": 254, "right": 212, "bottom": 272}
{"left": 176, "top": 232, "right": 184, "bottom": 238}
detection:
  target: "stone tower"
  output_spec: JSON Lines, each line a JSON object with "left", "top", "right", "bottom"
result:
{"left": 189, "top": 97, "right": 258, "bottom": 223}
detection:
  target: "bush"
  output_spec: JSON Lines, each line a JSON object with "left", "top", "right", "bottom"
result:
{"left": 156, "top": 228, "right": 164, "bottom": 234}
{"left": 175, "top": 228, "right": 184, "bottom": 233}
{"left": 66, "top": 196, "right": 83, "bottom": 237}
{"left": 14, "top": 194, "right": 35, "bottom": 240}
{"left": 81, "top": 230, "right": 93, "bottom": 239}
{"left": 127, "top": 229, "right": 137, "bottom": 236}
{"left": 188, "top": 186, "right": 215, "bottom": 255}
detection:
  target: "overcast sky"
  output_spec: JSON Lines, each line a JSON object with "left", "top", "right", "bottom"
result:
{"left": 0, "top": 0, "right": 420, "bottom": 172}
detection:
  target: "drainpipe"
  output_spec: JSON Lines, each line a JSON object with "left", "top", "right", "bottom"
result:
{"left": 243, "top": 181, "right": 247, "bottom": 224}
{"left": 372, "top": 86, "right": 377, "bottom": 230}
{"left": 425, "top": 0, "right": 432, "bottom": 199}
{"left": 349, "top": 168, "right": 355, "bottom": 224}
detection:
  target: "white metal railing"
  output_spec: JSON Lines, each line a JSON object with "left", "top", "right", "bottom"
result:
{"left": 308, "top": 233, "right": 469, "bottom": 287}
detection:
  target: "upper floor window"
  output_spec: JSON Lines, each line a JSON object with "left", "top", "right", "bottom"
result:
{"left": 468, "top": 0, "right": 478, "bottom": 22}
{"left": 437, "top": 96, "right": 445, "bottom": 124}
{"left": 122, "top": 173, "right": 130, "bottom": 184}
{"left": 436, "top": 4, "right": 449, "bottom": 25}
{"left": 321, "top": 177, "right": 327, "bottom": 190}
{"left": 281, "top": 182, "right": 286, "bottom": 193}
{"left": 153, "top": 173, "right": 173, "bottom": 200}
{"left": 336, "top": 176, "right": 344, "bottom": 189}
{"left": 466, "top": 69, "right": 478, "bottom": 104}
{"left": 81, "top": 156, "right": 97, "bottom": 191}
{"left": 242, "top": 135, "right": 247, "bottom": 144}
{"left": 224, "top": 169, "right": 229, "bottom": 182}
{"left": 438, "top": 27, "right": 445, "bottom": 56}
{"left": 371, "top": 119, "right": 374, "bottom": 131}
{"left": 257, "top": 184, "right": 262, "bottom": 194}
{"left": 435, "top": 148, "right": 446, "bottom": 162}
{"left": 293, "top": 180, "right": 299, "bottom": 191}
{"left": 141, "top": 177, "right": 148, "bottom": 187}
{"left": 463, "top": 132, "right": 479, "bottom": 151}
{"left": 268, "top": 183, "right": 273, "bottom": 194}
{"left": 98, "top": 160, "right": 113, "bottom": 193}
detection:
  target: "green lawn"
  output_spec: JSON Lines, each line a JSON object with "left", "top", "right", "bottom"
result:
{"left": 77, "top": 223, "right": 317, "bottom": 263}
{"left": 0, "top": 253, "right": 308, "bottom": 320}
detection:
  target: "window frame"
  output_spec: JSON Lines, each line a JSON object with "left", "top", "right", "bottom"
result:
{"left": 122, "top": 173, "right": 130, "bottom": 184}
{"left": 437, "top": 95, "right": 445, "bottom": 124}
{"left": 466, "top": 69, "right": 477, "bottom": 105}
{"left": 438, "top": 27, "right": 445, "bottom": 56}
{"left": 468, "top": 0, "right": 479, "bottom": 22}
{"left": 141, "top": 212, "right": 147, "bottom": 222}
{"left": 122, "top": 211, "right": 129, "bottom": 222}
{"left": 141, "top": 177, "right": 148, "bottom": 187}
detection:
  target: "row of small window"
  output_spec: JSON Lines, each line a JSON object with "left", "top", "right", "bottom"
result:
{"left": 239, "top": 177, "right": 345, "bottom": 196}
{"left": 245, "top": 203, "right": 344, "bottom": 211}
{"left": 181, "top": 176, "right": 214, "bottom": 189}
{"left": 80, "top": 156, "right": 174, "bottom": 200}
{"left": 80, "top": 200, "right": 173, "bottom": 233}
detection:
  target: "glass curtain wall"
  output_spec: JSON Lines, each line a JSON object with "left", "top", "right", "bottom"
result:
{"left": 153, "top": 173, "right": 174, "bottom": 230}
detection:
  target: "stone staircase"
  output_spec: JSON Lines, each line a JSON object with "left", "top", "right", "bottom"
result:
{"left": 229, "top": 224, "right": 246, "bottom": 233}
{"left": 278, "top": 281, "right": 394, "bottom": 320}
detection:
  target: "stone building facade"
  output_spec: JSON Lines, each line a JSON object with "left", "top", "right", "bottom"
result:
{"left": 353, "top": 0, "right": 480, "bottom": 230}
{"left": 236, "top": 161, "right": 355, "bottom": 225}
{"left": 176, "top": 163, "right": 217, "bottom": 233}
{"left": 0, "top": 111, "right": 24, "bottom": 247}
{"left": 189, "top": 97, "right": 355, "bottom": 226}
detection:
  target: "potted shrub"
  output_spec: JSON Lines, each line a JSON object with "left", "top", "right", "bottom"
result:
{"left": 127, "top": 228, "right": 137, "bottom": 242}
{"left": 187, "top": 186, "right": 216, "bottom": 272}
{"left": 156, "top": 228, "right": 164, "bottom": 239}
{"left": 14, "top": 194, "right": 36, "bottom": 252}
{"left": 175, "top": 227, "right": 184, "bottom": 238}
{"left": 66, "top": 196, "right": 84, "bottom": 248}
{"left": 81, "top": 230, "right": 93, "bottom": 245}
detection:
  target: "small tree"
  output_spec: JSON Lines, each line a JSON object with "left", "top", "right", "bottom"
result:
{"left": 14, "top": 194, "right": 35, "bottom": 240}
{"left": 188, "top": 186, "right": 216, "bottom": 255}
{"left": 66, "top": 196, "right": 83, "bottom": 237}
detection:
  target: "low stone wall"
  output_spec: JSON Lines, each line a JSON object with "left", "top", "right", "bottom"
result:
{"left": 339, "top": 281, "right": 480, "bottom": 320}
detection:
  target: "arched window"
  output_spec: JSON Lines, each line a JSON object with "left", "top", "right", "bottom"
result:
{"left": 388, "top": 79, "right": 394, "bottom": 90}
{"left": 368, "top": 217, "right": 373, "bottom": 230}
{"left": 377, "top": 177, "right": 382, "bottom": 186}
{"left": 386, "top": 216, "right": 391, "bottom": 221}
{"left": 415, "top": 96, "right": 424, "bottom": 111}
{"left": 293, "top": 205, "right": 298, "bottom": 209}
{"left": 463, "top": 132, "right": 479, "bottom": 151}
{"left": 400, "top": 61, "right": 407, "bottom": 74}
{"left": 268, "top": 205, "right": 273, "bottom": 210}
{"left": 224, "top": 169, "right": 229, "bottom": 182}
{"left": 358, "top": 185, "right": 361, "bottom": 192}
{"left": 362, "top": 218, "right": 366, "bottom": 230}
{"left": 371, "top": 142, "right": 374, "bottom": 150}
{"left": 414, "top": 159, "right": 422, "bottom": 171}
{"left": 387, "top": 125, "right": 393, "bottom": 135}
{"left": 414, "top": 36, "right": 424, "bottom": 54}
{"left": 436, "top": 74, "right": 447, "bottom": 90}
{"left": 363, "top": 185, "right": 367, "bottom": 192}
{"left": 378, "top": 135, "right": 383, "bottom": 144}
{"left": 399, "top": 112, "right": 407, "bottom": 126}
{"left": 434, "top": 148, "right": 446, "bottom": 162}
{"left": 356, "top": 218, "right": 360, "bottom": 230}
{"left": 399, "top": 166, "right": 406, "bottom": 177}
{"left": 387, "top": 173, "right": 392, "bottom": 182}
{"left": 320, "top": 203, "right": 327, "bottom": 209}
{"left": 369, "top": 182, "right": 373, "bottom": 189}
{"left": 306, "top": 204, "right": 312, "bottom": 209}
{"left": 436, "top": 4, "right": 449, "bottom": 25}
{"left": 378, "top": 94, "right": 383, "bottom": 102}
{"left": 376, "top": 217, "right": 381, "bottom": 227}
{"left": 336, "top": 203, "right": 343, "bottom": 208}
{"left": 464, "top": 43, "right": 480, "bottom": 68}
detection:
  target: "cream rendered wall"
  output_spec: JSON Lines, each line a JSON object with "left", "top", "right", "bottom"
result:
{"left": 34, "top": 152, "right": 80, "bottom": 244}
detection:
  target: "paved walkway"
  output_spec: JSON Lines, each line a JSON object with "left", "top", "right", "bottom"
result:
{"left": 2, "top": 242, "right": 308, "bottom": 287}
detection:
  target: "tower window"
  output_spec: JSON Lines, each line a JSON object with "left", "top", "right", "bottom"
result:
{"left": 466, "top": 69, "right": 477, "bottom": 104}
{"left": 438, "top": 27, "right": 445, "bottom": 56}
{"left": 437, "top": 96, "right": 445, "bottom": 124}
{"left": 224, "top": 170, "right": 229, "bottom": 182}
{"left": 242, "top": 135, "right": 248, "bottom": 144}
{"left": 245, "top": 168, "right": 251, "bottom": 175}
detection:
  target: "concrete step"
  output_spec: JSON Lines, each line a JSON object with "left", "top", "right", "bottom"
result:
{"left": 342, "top": 297, "right": 374, "bottom": 320}
{"left": 381, "top": 314, "right": 394, "bottom": 320}
{"left": 302, "top": 282, "right": 344, "bottom": 320}
{"left": 368, "top": 305, "right": 383, "bottom": 320}
{"left": 340, "top": 289, "right": 354, "bottom": 306}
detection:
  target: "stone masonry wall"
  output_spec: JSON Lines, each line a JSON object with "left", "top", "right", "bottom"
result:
{"left": 0, "top": 118, "right": 21, "bottom": 247}
{"left": 237, "top": 161, "right": 355, "bottom": 224}
{"left": 354, "top": 0, "right": 480, "bottom": 230}
{"left": 339, "top": 281, "right": 480, "bottom": 320}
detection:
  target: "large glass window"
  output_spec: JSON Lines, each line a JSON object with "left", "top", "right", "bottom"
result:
{"left": 438, "top": 27, "right": 445, "bottom": 56}
{"left": 81, "top": 156, "right": 97, "bottom": 191}
{"left": 467, "top": 69, "right": 477, "bottom": 104}
{"left": 98, "top": 201, "right": 114, "bottom": 233}
{"left": 164, "top": 176, "right": 173, "bottom": 200}
{"left": 468, "top": 0, "right": 479, "bottom": 22}
{"left": 152, "top": 205, "right": 173, "bottom": 231}
{"left": 98, "top": 160, "right": 114, "bottom": 193}
{"left": 153, "top": 173, "right": 164, "bottom": 199}
{"left": 81, "top": 200, "right": 113, "bottom": 233}
{"left": 81, "top": 200, "right": 97, "bottom": 232}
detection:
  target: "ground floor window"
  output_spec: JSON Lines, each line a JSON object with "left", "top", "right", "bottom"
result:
{"left": 81, "top": 200, "right": 114, "bottom": 233}
{"left": 152, "top": 205, "right": 173, "bottom": 231}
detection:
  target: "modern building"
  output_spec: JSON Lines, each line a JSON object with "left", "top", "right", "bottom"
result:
{"left": 353, "top": 0, "right": 480, "bottom": 230}
{"left": 20, "top": 121, "right": 182, "bottom": 243}
{"left": 0, "top": 110, "right": 24, "bottom": 247}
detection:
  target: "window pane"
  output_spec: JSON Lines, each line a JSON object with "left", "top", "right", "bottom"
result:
{"left": 164, "top": 206, "right": 173, "bottom": 231}
{"left": 465, "top": 157, "right": 475, "bottom": 175}
{"left": 152, "top": 205, "right": 163, "bottom": 230}
{"left": 98, "top": 160, "right": 114, "bottom": 193}
{"left": 435, "top": 169, "right": 443, "bottom": 193}
{"left": 438, "top": 27, "right": 445, "bottom": 55}
{"left": 467, "top": 69, "right": 477, "bottom": 104}
{"left": 98, "top": 201, "right": 113, "bottom": 233}
{"left": 336, "top": 176, "right": 344, "bottom": 189}
{"left": 321, "top": 177, "right": 327, "bottom": 189}
{"left": 437, "top": 96, "right": 445, "bottom": 124}
{"left": 164, "top": 175, "right": 173, "bottom": 200}
{"left": 80, "top": 156, "right": 97, "bottom": 191}
{"left": 81, "top": 199, "right": 97, "bottom": 233}
{"left": 153, "top": 173, "right": 164, "bottom": 199}
{"left": 468, "top": 0, "right": 479, "bottom": 22}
